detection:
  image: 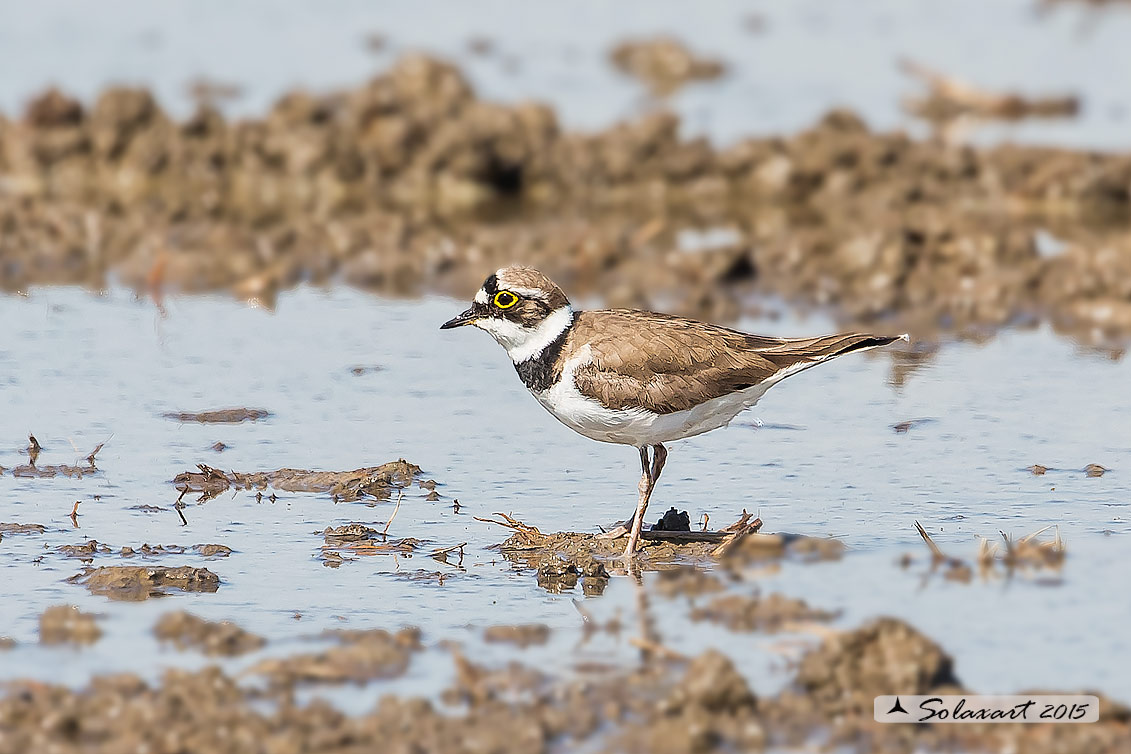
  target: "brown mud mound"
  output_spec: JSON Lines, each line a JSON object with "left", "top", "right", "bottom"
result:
{"left": 154, "top": 611, "right": 264, "bottom": 656}
{"left": 3, "top": 55, "right": 1131, "bottom": 347}
{"left": 1, "top": 630, "right": 1128, "bottom": 754}
{"left": 248, "top": 627, "right": 421, "bottom": 687}
{"left": 691, "top": 592, "right": 839, "bottom": 633}
{"left": 795, "top": 617, "right": 962, "bottom": 717}
{"left": 491, "top": 514, "right": 847, "bottom": 590}
{"left": 483, "top": 623, "right": 551, "bottom": 648}
{"left": 173, "top": 459, "right": 421, "bottom": 502}
{"left": 163, "top": 408, "right": 271, "bottom": 424}
{"left": 609, "top": 37, "right": 726, "bottom": 95}
{"left": 763, "top": 616, "right": 1131, "bottom": 753}
{"left": 38, "top": 605, "right": 102, "bottom": 645}
{"left": 0, "top": 522, "right": 46, "bottom": 535}
{"left": 69, "top": 565, "right": 220, "bottom": 600}
{"left": 193, "top": 543, "right": 232, "bottom": 557}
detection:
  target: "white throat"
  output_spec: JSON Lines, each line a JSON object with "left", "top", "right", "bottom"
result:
{"left": 475, "top": 306, "right": 574, "bottom": 363}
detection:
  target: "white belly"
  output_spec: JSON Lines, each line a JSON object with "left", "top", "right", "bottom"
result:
{"left": 532, "top": 373, "right": 771, "bottom": 447}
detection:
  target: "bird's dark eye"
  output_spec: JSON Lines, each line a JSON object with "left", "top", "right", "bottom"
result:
{"left": 493, "top": 291, "right": 518, "bottom": 309}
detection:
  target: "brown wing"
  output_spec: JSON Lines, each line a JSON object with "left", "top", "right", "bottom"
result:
{"left": 570, "top": 310, "right": 900, "bottom": 415}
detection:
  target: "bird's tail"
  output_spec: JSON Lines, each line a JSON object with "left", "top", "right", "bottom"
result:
{"left": 758, "top": 332, "right": 908, "bottom": 379}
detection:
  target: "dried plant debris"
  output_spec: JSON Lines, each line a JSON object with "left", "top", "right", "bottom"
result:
{"left": 483, "top": 624, "right": 551, "bottom": 648}
{"left": 154, "top": 611, "right": 264, "bottom": 656}
{"left": 163, "top": 408, "right": 271, "bottom": 424}
{"left": 1086, "top": 463, "right": 1108, "bottom": 477}
{"left": 912, "top": 521, "right": 1066, "bottom": 583}
{"left": 901, "top": 59, "right": 1079, "bottom": 125}
{"left": 39, "top": 605, "right": 102, "bottom": 645}
{"left": 0, "top": 522, "right": 46, "bottom": 535}
{"left": 691, "top": 592, "right": 839, "bottom": 633}
{"left": 69, "top": 566, "right": 220, "bottom": 600}
{"left": 248, "top": 627, "right": 421, "bottom": 687}
{"left": 609, "top": 36, "right": 726, "bottom": 95}
{"left": 174, "top": 459, "right": 421, "bottom": 502}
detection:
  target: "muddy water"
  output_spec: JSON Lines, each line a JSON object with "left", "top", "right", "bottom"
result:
{"left": 2, "top": 287, "right": 1129, "bottom": 709}
{"left": 3, "top": 0, "right": 1131, "bottom": 149}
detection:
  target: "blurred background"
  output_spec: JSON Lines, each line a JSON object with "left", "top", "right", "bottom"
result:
{"left": 2, "top": 2, "right": 1130, "bottom": 753}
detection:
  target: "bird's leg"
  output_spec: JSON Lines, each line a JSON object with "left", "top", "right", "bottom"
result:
{"left": 598, "top": 446, "right": 651, "bottom": 540}
{"left": 623, "top": 445, "right": 662, "bottom": 557}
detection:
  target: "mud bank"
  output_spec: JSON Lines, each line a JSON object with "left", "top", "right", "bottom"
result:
{"left": 1, "top": 615, "right": 1126, "bottom": 754}
{"left": 2, "top": 55, "right": 1131, "bottom": 345}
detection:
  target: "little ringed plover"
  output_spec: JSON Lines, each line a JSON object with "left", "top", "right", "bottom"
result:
{"left": 441, "top": 266, "right": 906, "bottom": 557}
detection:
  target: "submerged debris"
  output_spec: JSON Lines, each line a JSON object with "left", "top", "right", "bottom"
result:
{"left": 173, "top": 459, "right": 421, "bottom": 502}
{"left": 154, "top": 611, "right": 265, "bottom": 656}
{"left": 39, "top": 605, "right": 102, "bottom": 645}
{"left": 163, "top": 408, "right": 271, "bottom": 424}
{"left": 69, "top": 565, "right": 220, "bottom": 600}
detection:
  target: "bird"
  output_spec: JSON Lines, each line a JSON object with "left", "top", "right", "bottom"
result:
{"left": 441, "top": 266, "right": 906, "bottom": 558}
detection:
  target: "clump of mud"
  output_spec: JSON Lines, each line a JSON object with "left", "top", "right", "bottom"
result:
{"left": 174, "top": 459, "right": 421, "bottom": 502}
{"left": 248, "top": 627, "right": 421, "bottom": 686}
{"left": 795, "top": 617, "right": 962, "bottom": 717}
{"left": 163, "top": 408, "right": 271, "bottom": 424}
{"left": 69, "top": 565, "right": 220, "bottom": 600}
{"left": 153, "top": 611, "right": 265, "bottom": 656}
{"left": 483, "top": 623, "right": 551, "bottom": 648}
{"left": 609, "top": 36, "right": 726, "bottom": 95}
{"left": 38, "top": 605, "right": 102, "bottom": 645}
{"left": 0, "top": 522, "right": 46, "bottom": 536}
{"left": 690, "top": 592, "right": 839, "bottom": 633}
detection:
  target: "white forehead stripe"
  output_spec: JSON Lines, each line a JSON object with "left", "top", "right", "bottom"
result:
{"left": 474, "top": 288, "right": 489, "bottom": 304}
{"left": 506, "top": 285, "right": 549, "bottom": 300}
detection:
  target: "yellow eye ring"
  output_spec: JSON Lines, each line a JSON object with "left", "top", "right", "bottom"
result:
{"left": 493, "top": 291, "right": 518, "bottom": 309}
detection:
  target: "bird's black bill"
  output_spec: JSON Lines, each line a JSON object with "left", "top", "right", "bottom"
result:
{"left": 440, "top": 307, "right": 479, "bottom": 329}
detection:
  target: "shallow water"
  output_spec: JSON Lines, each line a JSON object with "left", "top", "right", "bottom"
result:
{"left": 2, "top": 287, "right": 1128, "bottom": 707}
{"left": 2, "top": 0, "right": 1130, "bottom": 149}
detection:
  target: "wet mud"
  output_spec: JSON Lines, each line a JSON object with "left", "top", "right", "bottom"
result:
{"left": 69, "top": 565, "right": 221, "bottom": 600}
{"left": 3, "top": 56, "right": 1131, "bottom": 347}
{"left": 38, "top": 605, "right": 102, "bottom": 646}
{"left": 163, "top": 408, "right": 271, "bottom": 424}
{"left": 3, "top": 613, "right": 1127, "bottom": 754}
{"left": 153, "top": 611, "right": 265, "bottom": 656}
{"left": 609, "top": 37, "right": 726, "bottom": 95}
{"left": 247, "top": 627, "right": 421, "bottom": 687}
{"left": 173, "top": 459, "right": 421, "bottom": 502}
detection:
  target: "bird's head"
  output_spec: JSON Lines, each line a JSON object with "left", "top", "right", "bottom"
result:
{"left": 441, "top": 266, "right": 574, "bottom": 362}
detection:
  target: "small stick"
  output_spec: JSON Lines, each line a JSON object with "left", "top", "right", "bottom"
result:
{"left": 914, "top": 521, "right": 948, "bottom": 562}
{"left": 382, "top": 489, "right": 404, "bottom": 536}
{"left": 473, "top": 513, "right": 543, "bottom": 537}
